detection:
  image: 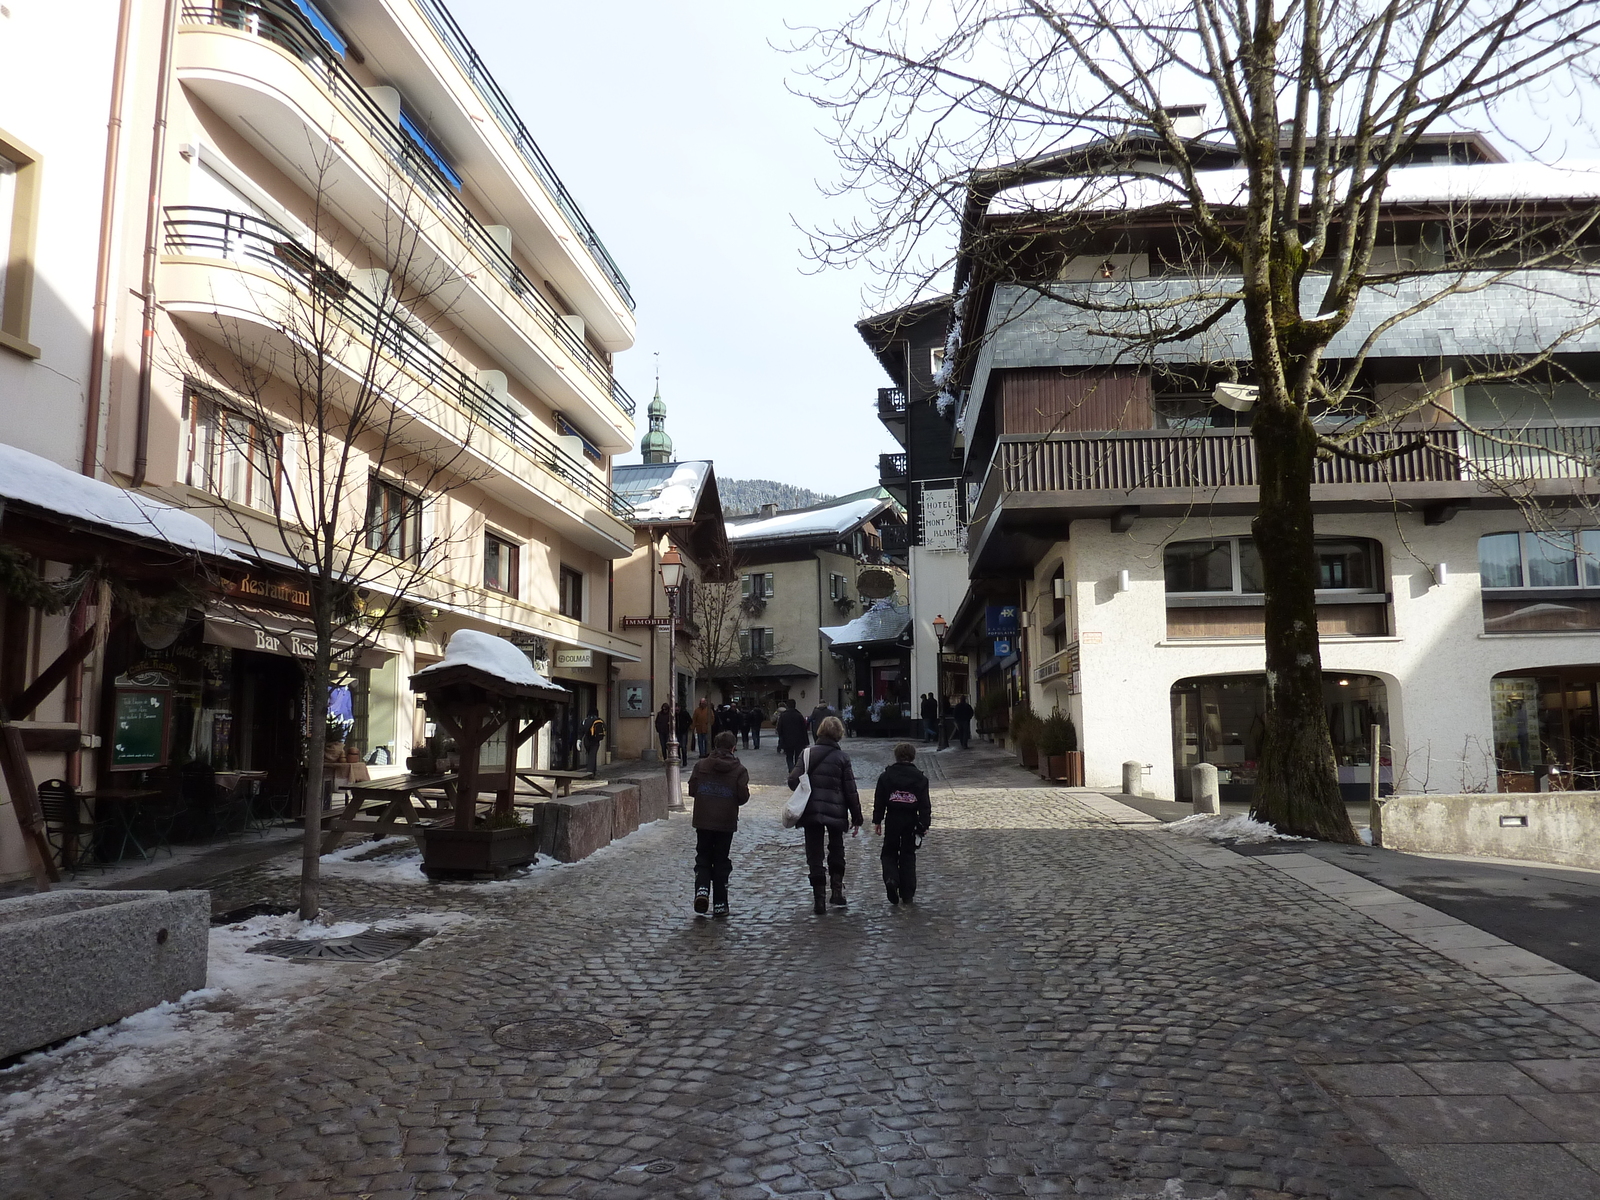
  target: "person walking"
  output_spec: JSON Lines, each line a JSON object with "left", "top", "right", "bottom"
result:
{"left": 745, "top": 701, "right": 766, "bottom": 750}
{"left": 920, "top": 693, "right": 939, "bottom": 743}
{"left": 691, "top": 698, "right": 713, "bottom": 758}
{"left": 688, "top": 730, "right": 750, "bottom": 917}
{"left": 674, "top": 704, "right": 692, "bottom": 765}
{"left": 581, "top": 708, "right": 607, "bottom": 776}
{"left": 872, "top": 742, "right": 932, "bottom": 905}
{"left": 951, "top": 696, "right": 974, "bottom": 749}
{"left": 775, "top": 701, "right": 810, "bottom": 772}
{"left": 787, "top": 715, "right": 863, "bottom": 914}
{"left": 654, "top": 703, "right": 673, "bottom": 760}
{"left": 808, "top": 701, "right": 834, "bottom": 739}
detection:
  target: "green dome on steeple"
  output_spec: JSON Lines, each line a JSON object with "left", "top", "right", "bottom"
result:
{"left": 640, "top": 376, "right": 673, "bottom": 464}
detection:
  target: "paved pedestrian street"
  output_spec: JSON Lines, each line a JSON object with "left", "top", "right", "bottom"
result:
{"left": 7, "top": 742, "right": 1600, "bottom": 1200}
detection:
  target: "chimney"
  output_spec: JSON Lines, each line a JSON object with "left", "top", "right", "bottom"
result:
{"left": 760, "top": 502, "right": 779, "bottom": 519}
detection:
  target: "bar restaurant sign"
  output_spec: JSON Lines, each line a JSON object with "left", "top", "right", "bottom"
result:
{"left": 225, "top": 573, "right": 311, "bottom": 611}
{"left": 554, "top": 648, "right": 593, "bottom": 670}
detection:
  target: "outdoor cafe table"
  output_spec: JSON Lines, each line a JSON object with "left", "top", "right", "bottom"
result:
{"left": 319, "top": 773, "right": 457, "bottom": 853}
{"left": 77, "top": 788, "right": 161, "bottom": 862}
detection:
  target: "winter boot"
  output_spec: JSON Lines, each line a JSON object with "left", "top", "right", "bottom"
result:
{"left": 811, "top": 882, "right": 827, "bottom": 915}
{"left": 693, "top": 883, "right": 710, "bottom": 914}
{"left": 712, "top": 881, "right": 729, "bottom": 917}
{"left": 829, "top": 873, "right": 848, "bottom": 907}
{"left": 885, "top": 884, "right": 900, "bottom": 905}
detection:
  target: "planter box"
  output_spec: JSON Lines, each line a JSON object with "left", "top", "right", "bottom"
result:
{"left": 1041, "top": 752, "right": 1085, "bottom": 785}
{"left": 531, "top": 793, "right": 616, "bottom": 863}
{"left": 1018, "top": 745, "right": 1039, "bottom": 770}
{"left": 419, "top": 824, "right": 538, "bottom": 878}
{"left": 0, "top": 890, "right": 209, "bottom": 1060}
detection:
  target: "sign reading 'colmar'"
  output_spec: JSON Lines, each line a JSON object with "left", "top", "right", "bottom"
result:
{"left": 554, "top": 648, "right": 593, "bottom": 670}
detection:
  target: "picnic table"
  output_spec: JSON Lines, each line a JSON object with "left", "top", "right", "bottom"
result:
{"left": 514, "top": 768, "right": 593, "bottom": 798}
{"left": 320, "top": 773, "right": 457, "bottom": 853}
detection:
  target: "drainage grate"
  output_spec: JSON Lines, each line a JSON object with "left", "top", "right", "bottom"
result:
{"left": 248, "top": 932, "right": 421, "bottom": 962}
{"left": 491, "top": 1016, "right": 617, "bottom": 1052}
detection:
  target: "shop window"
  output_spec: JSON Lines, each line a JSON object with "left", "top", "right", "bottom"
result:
{"left": 483, "top": 532, "right": 519, "bottom": 596}
{"left": 559, "top": 565, "right": 584, "bottom": 619}
{"left": 190, "top": 394, "right": 282, "bottom": 511}
{"left": 1480, "top": 530, "right": 1600, "bottom": 632}
{"left": 1491, "top": 669, "right": 1600, "bottom": 790}
{"left": 365, "top": 477, "right": 422, "bottom": 560}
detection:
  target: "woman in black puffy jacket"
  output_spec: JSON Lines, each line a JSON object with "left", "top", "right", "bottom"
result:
{"left": 786, "top": 716, "right": 863, "bottom": 914}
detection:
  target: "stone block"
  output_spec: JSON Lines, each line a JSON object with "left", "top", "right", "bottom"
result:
{"left": 628, "top": 774, "right": 671, "bottom": 824}
{"left": 1378, "top": 790, "right": 1600, "bottom": 870}
{"left": 605, "top": 783, "right": 640, "bottom": 840}
{"left": 0, "top": 889, "right": 210, "bottom": 1059}
{"left": 532, "top": 794, "right": 616, "bottom": 863}
{"left": 1191, "top": 764, "right": 1220, "bottom": 814}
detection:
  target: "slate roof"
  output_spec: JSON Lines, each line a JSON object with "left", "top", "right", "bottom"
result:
{"left": 612, "top": 461, "right": 713, "bottom": 525}
{"left": 820, "top": 600, "right": 912, "bottom": 649}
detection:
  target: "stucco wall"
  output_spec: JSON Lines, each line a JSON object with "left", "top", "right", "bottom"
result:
{"left": 909, "top": 547, "right": 972, "bottom": 702}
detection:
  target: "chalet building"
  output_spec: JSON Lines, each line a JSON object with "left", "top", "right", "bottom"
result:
{"left": 867, "top": 126, "right": 1600, "bottom": 801}
{"left": 1, "top": 0, "right": 643, "bottom": 881}
{"left": 722, "top": 491, "right": 909, "bottom": 720}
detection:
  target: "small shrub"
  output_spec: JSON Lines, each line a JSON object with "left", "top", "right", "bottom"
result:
{"left": 1038, "top": 712, "right": 1076, "bottom": 756}
{"left": 483, "top": 810, "right": 529, "bottom": 831}
{"left": 1011, "top": 704, "right": 1038, "bottom": 752}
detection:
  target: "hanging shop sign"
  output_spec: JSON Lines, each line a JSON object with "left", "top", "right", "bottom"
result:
{"left": 992, "top": 638, "right": 1013, "bottom": 657}
{"left": 224, "top": 573, "right": 311, "bottom": 611}
{"left": 986, "top": 605, "right": 1020, "bottom": 635}
{"left": 921, "top": 486, "right": 963, "bottom": 552}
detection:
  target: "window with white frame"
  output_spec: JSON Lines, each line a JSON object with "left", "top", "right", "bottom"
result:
{"left": 739, "top": 627, "right": 774, "bottom": 659}
{"left": 189, "top": 393, "right": 282, "bottom": 511}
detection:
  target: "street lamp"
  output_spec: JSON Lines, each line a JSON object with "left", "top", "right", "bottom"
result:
{"left": 659, "top": 544, "right": 686, "bottom": 811}
{"left": 931, "top": 614, "right": 949, "bottom": 749}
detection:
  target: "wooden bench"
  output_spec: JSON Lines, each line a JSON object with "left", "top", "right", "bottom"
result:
{"left": 320, "top": 773, "right": 457, "bottom": 853}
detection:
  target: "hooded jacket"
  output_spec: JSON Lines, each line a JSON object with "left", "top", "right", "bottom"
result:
{"left": 688, "top": 749, "right": 750, "bottom": 832}
{"left": 872, "top": 760, "right": 931, "bottom": 834}
{"left": 787, "top": 736, "right": 862, "bottom": 830}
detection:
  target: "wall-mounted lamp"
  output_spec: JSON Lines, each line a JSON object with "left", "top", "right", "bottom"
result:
{"left": 1117, "top": 569, "right": 1131, "bottom": 594}
{"left": 1020, "top": 611, "right": 1031, "bottom": 629}
{"left": 1053, "top": 578, "right": 1067, "bottom": 599}
{"left": 1434, "top": 562, "right": 1448, "bottom": 586}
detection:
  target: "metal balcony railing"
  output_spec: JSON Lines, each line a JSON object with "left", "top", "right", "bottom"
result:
{"left": 880, "top": 452, "right": 909, "bottom": 483}
{"left": 179, "top": 1, "right": 635, "bottom": 418}
{"left": 163, "top": 206, "right": 635, "bottom": 522}
{"left": 877, "top": 387, "right": 907, "bottom": 416}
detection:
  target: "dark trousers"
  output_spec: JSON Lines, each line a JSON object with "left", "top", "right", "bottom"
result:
{"left": 802, "top": 823, "right": 846, "bottom": 885}
{"left": 784, "top": 747, "right": 802, "bottom": 771}
{"left": 880, "top": 818, "right": 919, "bottom": 900}
{"left": 956, "top": 720, "right": 970, "bottom": 749}
{"left": 585, "top": 742, "right": 600, "bottom": 775}
{"left": 923, "top": 718, "right": 937, "bottom": 742}
{"left": 694, "top": 829, "right": 734, "bottom": 899}
{"left": 751, "top": 727, "right": 761, "bottom": 748}
{"left": 739, "top": 727, "right": 750, "bottom": 748}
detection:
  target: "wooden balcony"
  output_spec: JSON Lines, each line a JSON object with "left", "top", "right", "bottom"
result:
{"left": 968, "top": 425, "right": 1600, "bottom": 573}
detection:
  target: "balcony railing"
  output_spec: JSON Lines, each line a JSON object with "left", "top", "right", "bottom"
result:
{"left": 880, "top": 452, "right": 909, "bottom": 484}
{"left": 975, "top": 426, "right": 1600, "bottom": 520}
{"left": 179, "top": 1, "right": 635, "bottom": 419}
{"left": 163, "top": 206, "right": 634, "bottom": 522}
{"left": 409, "top": 0, "right": 635, "bottom": 309}
{"left": 877, "top": 387, "right": 907, "bottom": 416}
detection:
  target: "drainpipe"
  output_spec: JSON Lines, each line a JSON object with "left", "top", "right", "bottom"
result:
{"left": 81, "top": 0, "right": 135, "bottom": 478}
{"left": 131, "top": 0, "right": 179, "bottom": 488}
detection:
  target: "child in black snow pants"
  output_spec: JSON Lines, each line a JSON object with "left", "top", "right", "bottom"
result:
{"left": 872, "top": 742, "right": 932, "bottom": 904}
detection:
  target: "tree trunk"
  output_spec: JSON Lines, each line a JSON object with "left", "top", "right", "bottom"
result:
{"left": 299, "top": 646, "right": 331, "bottom": 919}
{"left": 1249, "top": 402, "right": 1358, "bottom": 843}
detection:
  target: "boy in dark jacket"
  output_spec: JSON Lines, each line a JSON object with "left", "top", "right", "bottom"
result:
{"left": 688, "top": 731, "right": 750, "bottom": 916}
{"left": 872, "top": 742, "right": 931, "bottom": 904}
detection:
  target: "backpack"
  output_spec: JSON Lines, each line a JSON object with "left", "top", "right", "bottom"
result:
{"left": 585, "top": 717, "right": 606, "bottom": 740}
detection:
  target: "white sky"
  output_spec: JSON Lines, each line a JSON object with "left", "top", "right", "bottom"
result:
{"left": 448, "top": 0, "right": 900, "bottom": 495}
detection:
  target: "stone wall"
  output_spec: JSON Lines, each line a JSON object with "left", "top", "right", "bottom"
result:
{"left": 1379, "top": 791, "right": 1600, "bottom": 871}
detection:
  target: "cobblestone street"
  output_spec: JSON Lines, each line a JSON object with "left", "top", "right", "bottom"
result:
{"left": 6, "top": 741, "right": 1600, "bottom": 1199}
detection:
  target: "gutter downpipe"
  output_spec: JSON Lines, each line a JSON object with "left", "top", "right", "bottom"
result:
{"left": 131, "top": 0, "right": 179, "bottom": 489}
{"left": 69, "top": 0, "right": 137, "bottom": 791}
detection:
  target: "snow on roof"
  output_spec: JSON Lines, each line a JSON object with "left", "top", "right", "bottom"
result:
{"left": 0, "top": 441, "right": 238, "bottom": 560}
{"left": 727, "top": 497, "right": 886, "bottom": 544}
{"left": 821, "top": 600, "right": 911, "bottom": 648}
{"left": 990, "top": 160, "right": 1600, "bottom": 217}
{"left": 612, "top": 461, "right": 712, "bottom": 525}
{"left": 410, "top": 629, "right": 566, "bottom": 693}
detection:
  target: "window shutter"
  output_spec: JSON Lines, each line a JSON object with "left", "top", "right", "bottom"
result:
{"left": 741, "top": 574, "right": 750, "bottom": 597}
{"left": 764, "top": 572, "right": 774, "bottom": 596}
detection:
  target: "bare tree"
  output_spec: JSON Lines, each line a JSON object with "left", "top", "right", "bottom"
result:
{"left": 677, "top": 564, "right": 791, "bottom": 700}
{"left": 165, "top": 140, "right": 523, "bottom": 916}
{"left": 795, "top": 0, "right": 1600, "bottom": 840}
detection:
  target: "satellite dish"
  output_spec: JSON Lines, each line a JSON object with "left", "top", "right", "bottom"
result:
{"left": 1212, "top": 382, "right": 1260, "bottom": 412}
{"left": 857, "top": 568, "right": 896, "bottom": 599}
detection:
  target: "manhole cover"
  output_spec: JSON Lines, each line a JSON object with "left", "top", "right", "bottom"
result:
{"left": 248, "top": 932, "right": 420, "bottom": 962}
{"left": 642, "top": 1160, "right": 676, "bottom": 1175}
{"left": 491, "top": 1016, "right": 616, "bottom": 1051}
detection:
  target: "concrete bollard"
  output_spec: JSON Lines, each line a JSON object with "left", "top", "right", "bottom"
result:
{"left": 1191, "top": 763, "right": 1221, "bottom": 814}
{"left": 1122, "top": 760, "right": 1144, "bottom": 796}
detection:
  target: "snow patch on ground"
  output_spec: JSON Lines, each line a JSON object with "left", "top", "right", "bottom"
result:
{"left": 1161, "top": 813, "right": 1309, "bottom": 844}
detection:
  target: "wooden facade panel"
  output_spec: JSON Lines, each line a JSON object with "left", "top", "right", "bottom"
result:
{"left": 998, "top": 369, "right": 1154, "bottom": 435}
{"left": 1166, "top": 604, "right": 1388, "bottom": 639}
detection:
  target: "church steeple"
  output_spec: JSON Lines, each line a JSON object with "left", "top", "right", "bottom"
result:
{"left": 639, "top": 358, "right": 673, "bottom": 464}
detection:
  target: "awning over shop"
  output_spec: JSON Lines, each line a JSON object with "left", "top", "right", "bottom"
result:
{"left": 203, "top": 604, "right": 389, "bottom": 669}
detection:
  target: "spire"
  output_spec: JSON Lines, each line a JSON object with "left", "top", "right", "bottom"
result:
{"left": 640, "top": 353, "right": 673, "bottom": 463}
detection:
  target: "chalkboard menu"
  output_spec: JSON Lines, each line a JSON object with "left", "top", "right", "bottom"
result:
{"left": 110, "top": 687, "right": 172, "bottom": 770}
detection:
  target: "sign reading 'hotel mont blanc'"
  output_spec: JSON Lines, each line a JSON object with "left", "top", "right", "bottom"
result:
{"left": 921, "top": 486, "right": 964, "bottom": 552}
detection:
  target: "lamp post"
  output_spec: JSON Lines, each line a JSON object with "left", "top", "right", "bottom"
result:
{"left": 931, "top": 614, "right": 949, "bottom": 750}
{"left": 659, "top": 545, "right": 686, "bottom": 811}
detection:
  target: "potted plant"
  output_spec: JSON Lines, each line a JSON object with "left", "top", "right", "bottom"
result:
{"left": 1012, "top": 704, "right": 1040, "bottom": 769}
{"left": 420, "top": 810, "right": 538, "bottom": 877}
{"left": 1038, "top": 712, "right": 1083, "bottom": 784}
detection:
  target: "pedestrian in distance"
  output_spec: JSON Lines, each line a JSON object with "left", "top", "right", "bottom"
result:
{"left": 775, "top": 700, "right": 810, "bottom": 772}
{"left": 674, "top": 704, "right": 692, "bottom": 765}
{"left": 581, "top": 708, "right": 607, "bottom": 776}
{"left": 808, "top": 701, "right": 834, "bottom": 739}
{"left": 786, "top": 715, "right": 863, "bottom": 914}
{"left": 687, "top": 730, "right": 750, "bottom": 917}
{"left": 937, "top": 695, "right": 952, "bottom": 750}
{"left": 873, "top": 742, "right": 931, "bottom": 905}
{"left": 745, "top": 701, "right": 766, "bottom": 749}
{"left": 691, "top": 698, "right": 713, "bottom": 758}
{"left": 951, "top": 696, "right": 974, "bottom": 749}
{"left": 654, "top": 703, "right": 672, "bottom": 760}
{"left": 920, "top": 693, "right": 939, "bottom": 743}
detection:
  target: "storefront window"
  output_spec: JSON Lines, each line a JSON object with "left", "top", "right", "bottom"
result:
{"left": 1165, "top": 537, "right": 1381, "bottom": 596}
{"left": 1492, "top": 669, "right": 1600, "bottom": 790}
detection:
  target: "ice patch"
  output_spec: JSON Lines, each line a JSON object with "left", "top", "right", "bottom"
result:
{"left": 1161, "top": 812, "right": 1309, "bottom": 844}
{"left": 321, "top": 834, "right": 413, "bottom": 863}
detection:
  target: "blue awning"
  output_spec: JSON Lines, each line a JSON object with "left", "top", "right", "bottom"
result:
{"left": 288, "top": 0, "right": 347, "bottom": 57}
{"left": 399, "top": 110, "right": 463, "bottom": 190}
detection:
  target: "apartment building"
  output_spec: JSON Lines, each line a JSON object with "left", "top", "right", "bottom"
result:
{"left": 880, "top": 126, "right": 1600, "bottom": 802}
{"left": 0, "top": 0, "right": 644, "bottom": 880}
